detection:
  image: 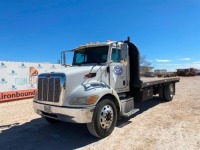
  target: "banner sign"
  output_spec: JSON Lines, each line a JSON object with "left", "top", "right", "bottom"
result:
{"left": 0, "top": 89, "right": 36, "bottom": 102}
{"left": 0, "top": 61, "right": 63, "bottom": 102}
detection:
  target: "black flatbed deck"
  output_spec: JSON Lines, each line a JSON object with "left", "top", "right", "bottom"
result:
{"left": 140, "top": 77, "right": 180, "bottom": 88}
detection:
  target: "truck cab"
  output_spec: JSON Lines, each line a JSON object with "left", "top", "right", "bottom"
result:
{"left": 71, "top": 40, "right": 130, "bottom": 92}
{"left": 33, "top": 38, "right": 179, "bottom": 138}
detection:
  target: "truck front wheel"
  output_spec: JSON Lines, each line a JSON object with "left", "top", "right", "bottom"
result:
{"left": 87, "top": 98, "right": 117, "bottom": 138}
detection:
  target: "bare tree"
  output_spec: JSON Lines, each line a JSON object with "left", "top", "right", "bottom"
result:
{"left": 140, "top": 55, "right": 153, "bottom": 74}
{"left": 140, "top": 55, "right": 152, "bottom": 67}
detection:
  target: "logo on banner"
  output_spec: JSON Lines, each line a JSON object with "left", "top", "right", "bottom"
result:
{"left": 9, "top": 85, "right": 17, "bottom": 90}
{"left": 0, "top": 78, "right": 7, "bottom": 84}
{"left": 8, "top": 70, "right": 17, "bottom": 76}
{"left": 0, "top": 62, "right": 6, "bottom": 68}
{"left": 19, "top": 63, "right": 26, "bottom": 68}
{"left": 29, "top": 67, "right": 38, "bottom": 84}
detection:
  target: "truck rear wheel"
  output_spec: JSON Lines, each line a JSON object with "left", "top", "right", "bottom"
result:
{"left": 87, "top": 98, "right": 117, "bottom": 138}
{"left": 164, "top": 84, "right": 174, "bottom": 101}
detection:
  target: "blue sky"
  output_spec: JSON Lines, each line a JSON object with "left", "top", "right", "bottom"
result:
{"left": 0, "top": 0, "right": 200, "bottom": 71}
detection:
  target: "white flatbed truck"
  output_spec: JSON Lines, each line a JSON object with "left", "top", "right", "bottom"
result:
{"left": 33, "top": 37, "right": 180, "bottom": 138}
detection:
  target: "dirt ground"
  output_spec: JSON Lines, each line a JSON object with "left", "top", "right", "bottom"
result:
{"left": 0, "top": 77, "right": 200, "bottom": 150}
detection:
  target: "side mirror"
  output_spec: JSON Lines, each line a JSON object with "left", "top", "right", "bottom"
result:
{"left": 121, "top": 43, "right": 128, "bottom": 59}
{"left": 120, "top": 43, "right": 128, "bottom": 66}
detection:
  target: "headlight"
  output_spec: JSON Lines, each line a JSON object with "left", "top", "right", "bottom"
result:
{"left": 69, "top": 95, "right": 99, "bottom": 105}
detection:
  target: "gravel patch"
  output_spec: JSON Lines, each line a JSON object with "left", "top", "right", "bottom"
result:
{"left": 0, "top": 77, "right": 200, "bottom": 150}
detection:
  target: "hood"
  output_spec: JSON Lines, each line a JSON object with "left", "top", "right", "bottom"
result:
{"left": 36, "top": 65, "right": 108, "bottom": 106}
{"left": 48, "top": 65, "right": 104, "bottom": 77}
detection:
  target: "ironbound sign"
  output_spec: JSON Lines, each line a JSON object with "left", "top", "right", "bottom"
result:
{"left": 0, "top": 61, "right": 63, "bottom": 102}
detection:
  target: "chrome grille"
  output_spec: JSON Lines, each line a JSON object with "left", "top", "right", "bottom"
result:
{"left": 38, "top": 78, "right": 61, "bottom": 102}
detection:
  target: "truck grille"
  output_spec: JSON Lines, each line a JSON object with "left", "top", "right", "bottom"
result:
{"left": 37, "top": 78, "right": 61, "bottom": 102}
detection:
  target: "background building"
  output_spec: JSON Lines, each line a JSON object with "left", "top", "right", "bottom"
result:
{"left": 154, "top": 69, "right": 167, "bottom": 75}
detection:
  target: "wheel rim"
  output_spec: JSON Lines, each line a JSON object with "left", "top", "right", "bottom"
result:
{"left": 99, "top": 105, "right": 114, "bottom": 129}
{"left": 170, "top": 84, "right": 173, "bottom": 97}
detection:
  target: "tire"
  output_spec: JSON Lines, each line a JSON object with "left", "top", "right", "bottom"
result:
{"left": 159, "top": 85, "right": 164, "bottom": 100}
{"left": 164, "top": 84, "right": 174, "bottom": 101}
{"left": 43, "top": 116, "right": 59, "bottom": 123}
{"left": 87, "top": 98, "right": 117, "bottom": 138}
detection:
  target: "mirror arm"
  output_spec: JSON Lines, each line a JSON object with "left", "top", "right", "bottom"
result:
{"left": 61, "top": 51, "right": 66, "bottom": 66}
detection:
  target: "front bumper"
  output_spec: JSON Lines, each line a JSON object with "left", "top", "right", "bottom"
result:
{"left": 33, "top": 101, "right": 95, "bottom": 123}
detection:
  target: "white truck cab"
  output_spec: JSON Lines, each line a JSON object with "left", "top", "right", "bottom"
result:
{"left": 33, "top": 37, "right": 179, "bottom": 138}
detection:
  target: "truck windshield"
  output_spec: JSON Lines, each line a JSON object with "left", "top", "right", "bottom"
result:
{"left": 72, "top": 46, "right": 109, "bottom": 65}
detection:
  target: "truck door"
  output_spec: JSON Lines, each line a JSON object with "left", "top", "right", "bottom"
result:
{"left": 109, "top": 44, "right": 129, "bottom": 93}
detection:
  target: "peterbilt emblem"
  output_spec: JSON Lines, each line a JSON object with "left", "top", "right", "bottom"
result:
{"left": 113, "top": 66, "right": 123, "bottom": 76}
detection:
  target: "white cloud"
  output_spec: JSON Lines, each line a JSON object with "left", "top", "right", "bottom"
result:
{"left": 157, "top": 63, "right": 181, "bottom": 66}
{"left": 180, "top": 58, "right": 191, "bottom": 61}
{"left": 193, "top": 61, "right": 200, "bottom": 64}
{"left": 155, "top": 59, "right": 171, "bottom": 63}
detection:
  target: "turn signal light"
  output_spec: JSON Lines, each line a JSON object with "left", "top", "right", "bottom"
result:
{"left": 86, "top": 95, "right": 98, "bottom": 104}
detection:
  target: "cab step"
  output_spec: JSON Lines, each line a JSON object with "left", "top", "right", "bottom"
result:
{"left": 122, "top": 108, "right": 139, "bottom": 117}
{"left": 120, "top": 97, "right": 139, "bottom": 117}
